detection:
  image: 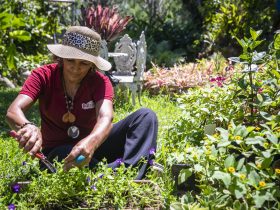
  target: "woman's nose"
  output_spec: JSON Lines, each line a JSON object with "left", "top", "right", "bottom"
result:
{"left": 72, "top": 62, "right": 81, "bottom": 72}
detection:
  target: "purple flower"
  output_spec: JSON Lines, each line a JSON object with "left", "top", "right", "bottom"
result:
{"left": 115, "top": 158, "right": 123, "bottom": 165}
{"left": 8, "top": 204, "right": 16, "bottom": 210}
{"left": 86, "top": 176, "right": 91, "bottom": 183}
{"left": 210, "top": 78, "right": 216, "bottom": 82}
{"left": 22, "top": 161, "right": 27, "bottom": 166}
{"left": 149, "top": 148, "right": 156, "bottom": 155}
{"left": 91, "top": 185, "right": 97, "bottom": 191}
{"left": 149, "top": 159, "right": 154, "bottom": 166}
{"left": 11, "top": 183, "right": 20, "bottom": 193}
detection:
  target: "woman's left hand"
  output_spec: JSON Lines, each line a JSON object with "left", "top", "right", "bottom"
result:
{"left": 63, "top": 99, "right": 113, "bottom": 171}
{"left": 63, "top": 139, "right": 96, "bottom": 171}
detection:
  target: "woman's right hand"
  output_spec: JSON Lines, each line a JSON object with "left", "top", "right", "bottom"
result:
{"left": 17, "top": 124, "right": 42, "bottom": 156}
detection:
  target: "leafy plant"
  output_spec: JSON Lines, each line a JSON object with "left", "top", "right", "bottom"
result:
{"left": 143, "top": 58, "right": 230, "bottom": 95}
{"left": 178, "top": 121, "right": 280, "bottom": 209}
{"left": 229, "top": 28, "right": 280, "bottom": 125}
{"left": 82, "top": 3, "right": 132, "bottom": 42}
{"left": 0, "top": 0, "right": 62, "bottom": 82}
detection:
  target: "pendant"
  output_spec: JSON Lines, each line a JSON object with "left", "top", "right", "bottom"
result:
{"left": 68, "top": 112, "right": 76, "bottom": 123}
{"left": 62, "top": 112, "right": 69, "bottom": 123}
{"left": 67, "top": 126, "right": 80, "bottom": 139}
{"left": 62, "top": 112, "right": 76, "bottom": 123}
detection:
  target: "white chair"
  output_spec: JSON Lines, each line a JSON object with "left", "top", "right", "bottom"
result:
{"left": 112, "top": 32, "right": 147, "bottom": 105}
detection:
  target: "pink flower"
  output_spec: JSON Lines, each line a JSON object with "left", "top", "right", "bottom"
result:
{"left": 257, "top": 88, "right": 263, "bottom": 94}
{"left": 217, "top": 81, "right": 223, "bottom": 87}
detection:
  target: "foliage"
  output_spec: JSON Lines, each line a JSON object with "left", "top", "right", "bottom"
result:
{"left": 143, "top": 55, "right": 229, "bottom": 95}
{"left": 0, "top": 0, "right": 64, "bottom": 81}
{"left": 100, "top": 0, "right": 203, "bottom": 67}
{"left": 201, "top": 0, "right": 277, "bottom": 57}
{"left": 228, "top": 28, "right": 280, "bottom": 125}
{"left": 81, "top": 3, "right": 133, "bottom": 42}
{"left": 91, "top": 0, "right": 278, "bottom": 67}
{"left": 177, "top": 121, "right": 280, "bottom": 209}
{"left": 0, "top": 137, "right": 163, "bottom": 209}
{"left": 165, "top": 29, "right": 280, "bottom": 209}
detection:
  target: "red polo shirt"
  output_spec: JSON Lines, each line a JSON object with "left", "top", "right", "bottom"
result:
{"left": 20, "top": 63, "right": 114, "bottom": 148}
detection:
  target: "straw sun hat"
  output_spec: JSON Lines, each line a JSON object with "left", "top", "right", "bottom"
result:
{"left": 47, "top": 26, "right": 111, "bottom": 71}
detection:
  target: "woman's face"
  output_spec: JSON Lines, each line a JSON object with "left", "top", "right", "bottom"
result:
{"left": 63, "top": 58, "right": 93, "bottom": 83}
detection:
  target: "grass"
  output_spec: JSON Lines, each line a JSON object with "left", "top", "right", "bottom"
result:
{"left": 0, "top": 87, "right": 181, "bottom": 208}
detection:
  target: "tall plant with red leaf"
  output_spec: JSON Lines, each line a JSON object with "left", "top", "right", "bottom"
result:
{"left": 84, "top": 4, "right": 132, "bottom": 42}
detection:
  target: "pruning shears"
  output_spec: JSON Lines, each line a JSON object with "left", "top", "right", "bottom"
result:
{"left": 9, "top": 130, "right": 86, "bottom": 173}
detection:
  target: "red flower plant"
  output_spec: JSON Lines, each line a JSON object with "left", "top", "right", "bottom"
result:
{"left": 84, "top": 4, "right": 133, "bottom": 42}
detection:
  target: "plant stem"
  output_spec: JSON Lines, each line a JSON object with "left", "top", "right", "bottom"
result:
{"left": 248, "top": 67, "right": 254, "bottom": 124}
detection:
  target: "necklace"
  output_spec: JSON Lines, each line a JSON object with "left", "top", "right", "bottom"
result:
{"left": 61, "top": 74, "right": 80, "bottom": 139}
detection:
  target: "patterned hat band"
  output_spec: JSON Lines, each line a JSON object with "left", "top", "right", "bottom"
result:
{"left": 62, "top": 32, "right": 101, "bottom": 56}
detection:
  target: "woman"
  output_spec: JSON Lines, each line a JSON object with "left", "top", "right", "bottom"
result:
{"left": 6, "top": 26, "right": 158, "bottom": 179}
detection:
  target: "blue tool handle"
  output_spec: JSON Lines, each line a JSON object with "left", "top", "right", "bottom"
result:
{"left": 75, "top": 155, "right": 86, "bottom": 164}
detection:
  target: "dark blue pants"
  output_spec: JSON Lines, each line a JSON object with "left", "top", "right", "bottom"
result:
{"left": 42, "top": 108, "right": 158, "bottom": 179}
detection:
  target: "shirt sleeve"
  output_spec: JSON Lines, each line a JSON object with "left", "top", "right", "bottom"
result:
{"left": 19, "top": 67, "right": 47, "bottom": 101}
{"left": 93, "top": 72, "right": 114, "bottom": 102}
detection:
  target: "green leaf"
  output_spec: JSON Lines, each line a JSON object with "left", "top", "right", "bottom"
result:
{"left": 178, "top": 169, "right": 192, "bottom": 185}
{"left": 6, "top": 44, "right": 16, "bottom": 70}
{"left": 245, "top": 136, "right": 265, "bottom": 145}
{"left": 253, "top": 191, "right": 274, "bottom": 208}
{"left": 239, "top": 53, "right": 249, "bottom": 61}
{"left": 233, "top": 200, "right": 248, "bottom": 210}
{"left": 9, "top": 30, "right": 31, "bottom": 41}
{"left": 200, "top": 108, "right": 210, "bottom": 113}
{"left": 218, "top": 140, "right": 231, "bottom": 147}
{"left": 235, "top": 37, "right": 247, "bottom": 49}
{"left": 262, "top": 157, "right": 273, "bottom": 168}
{"left": 0, "top": 12, "right": 14, "bottom": 30}
{"left": 260, "top": 111, "right": 273, "bottom": 121}
{"left": 257, "top": 94, "right": 263, "bottom": 103}
{"left": 228, "top": 57, "right": 240, "bottom": 63}
{"left": 224, "top": 155, "right": 235, "bottom": 168}
{"left": 271, "top": 69, "right": 280, "bottom": 79}
{"left": 212, "top": 171, "right": 231, "bottom": 188}
{"left": 194, "top": 164, "right": 203, "bottom": 172}
{"left": 252, "top": 40, "right": 264, "bottom": 49}
{"left": 250, "top": 28, "right": 262, "bottom": 41}
{"left": 248, "top": 170, "right": 260, "bottom": 186}
{"left": 266, "top": 134, "right": 278, "bottom": 144}
{"left": 261, "top": 151, "right": 271, "bottom": 158}
{"left": 274, "top": 33, "right": 280, "bottom": 50}
{"left": 236, "top": 158, "right": 245, "bottom": 171}
{"left": 216, "top": 127, "right": 229, "bottom": 141}
{"left": 234, "top": 180, "right": 247, "bottom": 199}
{"left": 234, "top": 125, "right": 248, "bottom": 137}
{"left": 246, "top": 126, "right": 255, "bottom": 133}
{"left": 252, "top": 51, "right": 266, "bottom": 63}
